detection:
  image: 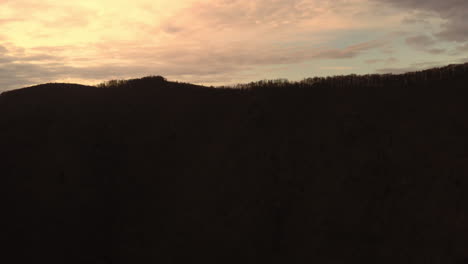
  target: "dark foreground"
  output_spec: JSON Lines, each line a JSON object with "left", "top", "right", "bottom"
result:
{"left": 2, "top": 65, "right": 468, "bottom": 263}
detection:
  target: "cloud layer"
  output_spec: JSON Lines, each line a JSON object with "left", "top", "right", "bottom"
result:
{"left": 1, "top": 0, "right": 467, "bottom": 91}
{"left": 371, "top": 0, "right": 468, "bottom": 42}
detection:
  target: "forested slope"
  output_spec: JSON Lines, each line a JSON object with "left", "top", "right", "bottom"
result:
{"left": 2, "top": 64, "right": 468, "bottom": 263}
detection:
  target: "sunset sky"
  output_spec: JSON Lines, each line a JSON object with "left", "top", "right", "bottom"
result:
{"left": 1, "top": 0, "right": 467, "bottom": 91}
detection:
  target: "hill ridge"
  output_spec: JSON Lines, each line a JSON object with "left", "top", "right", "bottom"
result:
{"left": 1, "top": 62, "right": 468, "bottom": 263}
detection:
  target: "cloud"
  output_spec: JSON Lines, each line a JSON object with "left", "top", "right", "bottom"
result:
{"left": 371, "top": 0, "right": 468, "bottom": 42}
{"left": 314, "top": 39, "right": 389, "bottom": 59}
{"left": 0, "top": 63, "right": 51, "bottom": 90}
{"left": 365, "top": 57, "right": 398, "bottom": 65}
{"left": 1, "top": 0, "right": 400, "bottom": 91}
{"left": 454, "top": 43, "right": 468, "bottom": 54}
{"left": 0, "top": 1, "right": 91, "bottom": 28}
{"left": 0, "top": 36, "right": 391, "bottom": 91}
{"left": 427, "top": 48, "right": 445, "bottom": 55}
{"left": 0, "top": 45, "right": 8, "bottom": 54}
{"left": 375, "top": 59, "right": 463, "bottom": 74}
{"left": 404, "top": 34, "right": 446, "bottom": 54}
{"left": 1, "top": 0, "right": 462, "bottom": 90}
{"left": 405, "top": 34, "right": 435, "bottom": 48}
{"left": 168, "top": 0, "right": 321, "bottom": 30}
{"left": 0, "top": 40, "right": 258, "bottom": 90}
{"left": 320, "top": 66, "right": 354, "bottom": 70}
{"left": 365, "top": 59, "right": 381, "bottom": 64}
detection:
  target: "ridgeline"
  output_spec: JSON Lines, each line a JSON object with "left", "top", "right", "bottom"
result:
{"left": 2, "top": 64, "right": 468, "bottom": 263}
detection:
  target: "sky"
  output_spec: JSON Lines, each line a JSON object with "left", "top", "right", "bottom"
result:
{"left": 1, "top": 0, "right": 468, "bottom": 91}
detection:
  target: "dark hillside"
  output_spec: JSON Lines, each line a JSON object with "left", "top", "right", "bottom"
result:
{"left": 2, "top": 65, "right": 468, "bottom": 263}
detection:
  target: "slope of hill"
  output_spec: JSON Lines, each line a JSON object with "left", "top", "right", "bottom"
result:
{"left": 2, "top": 65, "right": 468, "bottom": 263}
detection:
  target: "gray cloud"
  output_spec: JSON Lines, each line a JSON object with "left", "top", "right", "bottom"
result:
{"left": 427, "top": 48, "right": 446, "bottom": 55}
{"left": 314, "top": 39, "right": 388, "bottom": 59}
{"left": 372, "top": 0, "right": 468, "bottom": 42}
{"left": 405, "top": 34, "right": 446, "bottom": 54}
{"left": 405, "top": 34, "right": 435, "bottom": 48}
{"left": 0, "top": 63, "right": 53, "bottom": 90}
{"left": 375, "top": 60, "right": 464, "bottom": 74}
{"left": 365, "top": 57, "right": 398, "bottom": 65}
{"left": 454, "top": 43, "right": 468, "bottom": 54}
{"left": 365, "top": 59, "right": 381, "bottom": 64}
{"left": 0, "top": 46, "right": 81, "bottom": 90}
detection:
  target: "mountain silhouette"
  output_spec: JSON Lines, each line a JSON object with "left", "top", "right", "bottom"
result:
{"left": 2, "top": 65, "right": 468, "bottom": 263}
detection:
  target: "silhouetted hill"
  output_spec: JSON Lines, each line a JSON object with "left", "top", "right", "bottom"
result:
{"left": 2, "top": 65, "right": 468, "bottom": 263}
